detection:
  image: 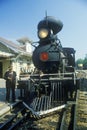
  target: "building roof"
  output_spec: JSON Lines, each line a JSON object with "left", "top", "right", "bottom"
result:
{"left": 17, "top": 37, "right": 32, "bottom": 45}
{"left": 0, "top": 37, "right": 32, "bottom": 58}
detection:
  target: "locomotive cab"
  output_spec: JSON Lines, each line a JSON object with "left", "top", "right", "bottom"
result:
{"left": 63, "top": 47, "right": 76, "bottom": 72}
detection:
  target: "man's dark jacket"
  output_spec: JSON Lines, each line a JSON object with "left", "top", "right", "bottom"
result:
{"left": 4, "top": 71, "right": 16, "bottom": 88}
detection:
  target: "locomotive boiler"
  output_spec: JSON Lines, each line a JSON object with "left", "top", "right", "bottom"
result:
{"left": 32, "top": 16, "right": 75, "bottom": 74}
{"left": 22, "top": 16, "right": 78, "bottom": 117}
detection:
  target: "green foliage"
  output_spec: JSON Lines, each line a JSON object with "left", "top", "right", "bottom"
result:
{"left": 75, "top": 58, "right": 84, "bottom": 68}
{"left": 76, "top": 58, "right": 84, "bottom": 64}
{"left": 76, "top": 54, "right": 87, "bottom": 69}
{"left": 83, "top": 55, "right": 87, "bottom": 69}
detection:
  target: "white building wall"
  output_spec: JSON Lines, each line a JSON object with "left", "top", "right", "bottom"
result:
{"left": 3, "top": 59, "right": 10, "bottom": 77}
{"left": 12, "top": 62, "right": 20, "bottom": 80}
{"left": 25, "top": 42, "right": 32, "bottom": 53}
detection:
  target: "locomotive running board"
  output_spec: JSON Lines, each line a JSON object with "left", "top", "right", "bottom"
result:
{"left": 23, "top": 101, "right": 66, "bottom": 117}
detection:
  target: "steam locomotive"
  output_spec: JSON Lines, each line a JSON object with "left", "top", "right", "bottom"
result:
{"left": 32, "top": 16, "right": 75, "bottom": 73}
{"left": 18, "top": 16, "right": 78, "bottom": 117}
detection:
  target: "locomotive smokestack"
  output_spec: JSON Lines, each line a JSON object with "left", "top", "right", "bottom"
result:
{"left": 38, "top": 16, "right": 63, "bottom": 35}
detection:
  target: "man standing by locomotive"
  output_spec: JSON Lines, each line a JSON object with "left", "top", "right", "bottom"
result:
{"left": 4, "top": 65, "right": 16, "bottom": 102}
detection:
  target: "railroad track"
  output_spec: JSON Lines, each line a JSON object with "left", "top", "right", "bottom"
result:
{"left": 0, "top": 101, "right": 30, "bottom": 130}
{"left": 73, "top": 78, "right": 87, "bottom": 130}
{"left": 15, "top": 108, "right": 65, "bottom": 130}
{"left": 26, "top": 101, "right": 75, "bottom": 130}
{"left": 0, "top": 101, "right": 76, "bottom": 130}
{"left": 60, "top": 78, "right": 87, "bottom": 130}
{"left": 0, "top": 98, "right": 71, "bottom": 130}
{"left": 59, "top": 101, "right": 75, "bottom": 130}
{"left": 74, "top": 90, "right": 87, "bottom": 130}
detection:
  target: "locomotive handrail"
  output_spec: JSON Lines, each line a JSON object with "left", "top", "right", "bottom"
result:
{"left": 30, "top": 77, "right": 74, "bottom": 82}
{"left": 30, "top": 72, "right": 75, "bottom": 77}
{"left": 30, "top": 72, "right": 76, "bottom": 79}
{"left": 30, "top": 72, "right": 76, "bottom": 84}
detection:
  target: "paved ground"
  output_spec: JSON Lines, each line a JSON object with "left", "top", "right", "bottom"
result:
{"left": 0, "top": 78, "right": 20, "bottom": 102}
{"left": 0, "top": 78, "right": 20, "bottom": 116}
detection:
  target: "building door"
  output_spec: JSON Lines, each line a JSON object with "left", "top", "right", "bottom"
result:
{"left": 0, "top": 62, "right": 2, "bottom": 78}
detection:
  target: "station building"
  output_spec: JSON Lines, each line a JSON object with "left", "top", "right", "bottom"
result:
{"left": 0, "top": 37, "right": 34, "bottom": 79}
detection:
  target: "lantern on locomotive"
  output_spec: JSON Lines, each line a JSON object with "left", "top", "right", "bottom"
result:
{"left": 32, "top": 16, "right": 75, "bottom": 74}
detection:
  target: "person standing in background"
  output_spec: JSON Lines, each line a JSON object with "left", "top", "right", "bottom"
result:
{"left": 4, "top": 65, "right": 16, "bottom": 102}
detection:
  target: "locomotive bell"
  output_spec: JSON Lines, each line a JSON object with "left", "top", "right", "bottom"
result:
{"left": 38, "top": 16, "right": 63, "bottom": 40}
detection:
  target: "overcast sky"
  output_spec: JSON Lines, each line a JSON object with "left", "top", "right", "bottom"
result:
{"left": 0, "top": 0, "right": 87, "bottom": 60}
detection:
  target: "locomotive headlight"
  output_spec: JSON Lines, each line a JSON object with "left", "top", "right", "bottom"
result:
{"left": 38, "top": 28, "right": 49, "bottom": 39}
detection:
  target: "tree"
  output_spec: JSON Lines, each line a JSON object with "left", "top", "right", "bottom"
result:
{"left": 83, "top": 54, "right": 87, "bottom": 69}
{"left": 75, "top": 58, "right": 84, "bottom": 68}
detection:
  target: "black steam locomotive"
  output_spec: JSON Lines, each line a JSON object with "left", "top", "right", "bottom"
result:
{"left": 32, "top": 16, "right": 75, "bottom": 74}
{"left": 18, "top": 16, "right": 78, "bottom": 117}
